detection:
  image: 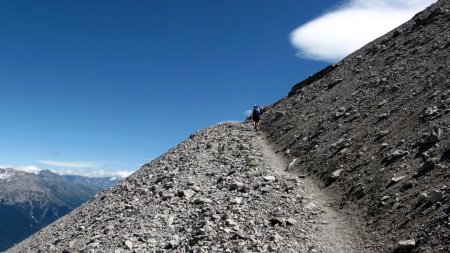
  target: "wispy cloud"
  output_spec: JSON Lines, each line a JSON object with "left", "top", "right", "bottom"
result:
{"left": 52, "top": 168, "right": 135, "bottom": 178}
{"left": 243, "top": 110, "right": 252, "bottom": 117}
{"left": 15, "top": 165, "right": 42, "bottom": 174}
{"left": 1, "top": 164, "right": 42, "bottom": 173}
{"left": 38, "top": 160, "right": 97, "bottom": 168}
{"left": 2, "top": 164, "right": 134, "bottom": 178}
{"left": 216, "top": 120, "right": 241, "bottom": 125}
{"left": 290, "top": 0, "right": 436, "bottom": 62}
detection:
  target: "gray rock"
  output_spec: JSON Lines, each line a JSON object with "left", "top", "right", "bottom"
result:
{"left": 229, "top": 181, "right": 244, "bottom": 191}
{"left": 390, "top": 175, "right": 407, "bottom": 184}
{"left": 417, "top": 160, "right": 436, "bottom": 175}
{"left": 378, "top": 99, "right": 388, "bottom": 106}
{"left": 397, "top": 239, "right": 416, "bottom": 250}
{"left": 287, "top": 158, "right": 298, "bottom": 170}
{"left": 178, "top": 189, "right": 195, "bottom": 199}
{"left": 377, "top": 130, "right": 390, "bottom": 138}
{"left": 274, "top": 111, "right": 285, "bottom": 120}
{"left": 331, "top": 138, "right": 351, "bottom": 150}
{"left": 427, "top": 190, "right": 443, "bottom": 204}
{"left": 389, "top": 150, "right": 409, "bottom": 159}
{"left": 271, "top": 233, "right": 283, "bottom": 242}
{"left": 424, "top": 106, "right": 439, "bottom": 116}
{"left": 286, "top": 218, "right": 297, "bottom": 225}
{"left": 381, "top": 196, "right": 390, "bottom": 201}
{"left": 423, "top": 126, "right": 441, "bottom": 144}
{"left": 230, "top": 197, "right": 242, "bottom": 205}
{"left": 194, "top": 198, "right": 213, "bottom": 205}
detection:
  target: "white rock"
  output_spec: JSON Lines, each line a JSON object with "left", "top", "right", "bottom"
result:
{"left": 263, "top": 176, "right": 276, "bottom": 182}
{"left": 331, "top": 169, "right": 343, "bottom": 179}
{"left": 390, "top": 175, "right": 407, "bottom": 184}
{"left": 124, "top": 240, "right": 133, "bottom": 250}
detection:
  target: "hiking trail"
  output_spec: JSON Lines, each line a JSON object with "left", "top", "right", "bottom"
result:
{"left": 257, "top": 131, "right": 367, "bottom": 253}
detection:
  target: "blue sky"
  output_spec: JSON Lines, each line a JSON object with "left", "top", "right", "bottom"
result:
{"left": 0, "top": 0, "right": 435, "bottom": 177}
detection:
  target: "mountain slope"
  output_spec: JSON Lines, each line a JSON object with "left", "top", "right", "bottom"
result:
{"left": 0, "top": 169, "right": 119, "bottom": 251}
{"left": 8, "top": 123, "right": 370, "bottom": 253}
{"left": 261, "top": 0, "right": 450, "bottom": 252}
{"left": 7, "top": 0, "right": 450, "bottom": 252}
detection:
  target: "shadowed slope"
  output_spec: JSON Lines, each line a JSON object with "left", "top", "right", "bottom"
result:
{"left": 262, "top": 0, "right": 450, "bottom": 252}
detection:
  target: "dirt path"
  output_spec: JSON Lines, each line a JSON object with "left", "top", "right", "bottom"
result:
{"left": 257, "top": 132, "right": 367, "bottom": 253}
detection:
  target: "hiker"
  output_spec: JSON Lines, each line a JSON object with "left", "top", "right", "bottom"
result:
{"left": 251, "top": 105, "right": 261, "bottom": 130}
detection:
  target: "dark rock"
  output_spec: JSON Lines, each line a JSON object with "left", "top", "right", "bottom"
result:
{"left": 194, "top": 197, "right": 212, "bottom": 205}
{"left": 427, "top": 190, "right": 443, "bottom": 204}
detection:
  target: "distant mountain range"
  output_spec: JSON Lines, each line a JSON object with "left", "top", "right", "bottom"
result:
{"left": 0, "top": 168, "right": 120, "bottom": 251}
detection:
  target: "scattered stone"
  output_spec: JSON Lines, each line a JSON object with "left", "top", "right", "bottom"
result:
{"left": 391, "top": 150, "right": 409, "bottom": 158}
{"left": 269, "top": 217, "right": 284, "bottom": 226}
{"left": 229, "top": 181, "right": 244, "bottom": 191}
{"left": 331, "top": 138, "right": 351, "bottom": 151}
{"left": 327, "top": 78, "right": 343, "bottom": 89}
{"left": 178, "top": 189, "right": 195, "bottom": 199}
{"left": 286, "top": 218, "right": 297, "bottom": 225}
{"left": 424, "top": 106, "right": 439, "bottom": 116}
{"left": 397, "top": 239, "right": 416, "bottom": 250}
{"left": 287, "top": 158, "right": 298, "bottom": 170}
{"left": 225, "top": 218, "right": 237, "bottom": 226}
{"left": 194, "top": 198, "right": 213, "bottom": 205}
{"left": 263, "top": 176, "right": 276, "bottom": 182}
{"left": 378, "top": 99, "right": 388, "bottom": 106}
{"left": 191, "top": 186, "right": 202, "bottom": 192}
{"left": 271, "top": 232, "right": 283, "bottom": 242}
{"left": 381, "top": 196, "right": 390, "bottom": 201}
{"left": 234, "top": 230, "right": 249, "bottom": 239}
{"left": 378, "top": 130, "right": 390, "bottom": 138}
{"left": 427, "top": 190, "right": 443, "bottom": 204}
{"left": 423, "top": 126, "right": 441, "bottom": 144}
{"left": 445, "top": 142, "right": 450, "bottom": 151}
{"left": 333, "top": 168, "right": 344, "bottom": 178}
{"left": 379, "top": 112, "right": 390, "bottom": 119}
{"left": 417, "top": 160, "right": 436, "bottom": 175}
{"left": 123, "top": 240, "right": 133, "bottom": 250}
{"left": 230, "top": 197, "right": 242, "bottom": 205}
{"left": 390, "top": 175, "right": 407, "bottom": 184}
{"left": 274, "top": 111, "right": 285, "bottom": 120}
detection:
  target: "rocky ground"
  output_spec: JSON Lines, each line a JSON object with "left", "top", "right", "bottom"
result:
{"left": 8, "top": 123, "right": 369, "bottom": 253}
{"left": 261, "top": 0, "right": 450, "bottom": 252}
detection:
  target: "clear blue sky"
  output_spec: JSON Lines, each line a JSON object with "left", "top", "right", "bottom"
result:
{"left": 1, "top": 0, "right": 409, "bottom": 176}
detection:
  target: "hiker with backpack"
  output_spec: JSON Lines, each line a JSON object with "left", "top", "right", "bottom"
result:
{"left": 251, "top": 105, "right": 261, "bottom": 130}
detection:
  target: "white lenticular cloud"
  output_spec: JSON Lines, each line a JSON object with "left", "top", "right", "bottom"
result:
{"left": 38, "top": 160, "right": 97, "bottom": 168}
{"left": 290, "top": 0, "right": 437, "bottom": 62}
{"left": 52, "top": 168, "right": 134, "bottom": 178}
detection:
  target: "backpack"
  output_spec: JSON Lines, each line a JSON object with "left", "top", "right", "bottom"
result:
{"left": 252, "top": 107, "right": 261, "bottom": 118}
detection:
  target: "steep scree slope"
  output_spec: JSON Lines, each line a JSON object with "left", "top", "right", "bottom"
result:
{"left": 8, "top": 123, "right": 367, "bottom": 253}
{"left": 262, "top": 0, "right": 450, "bottom": 252}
